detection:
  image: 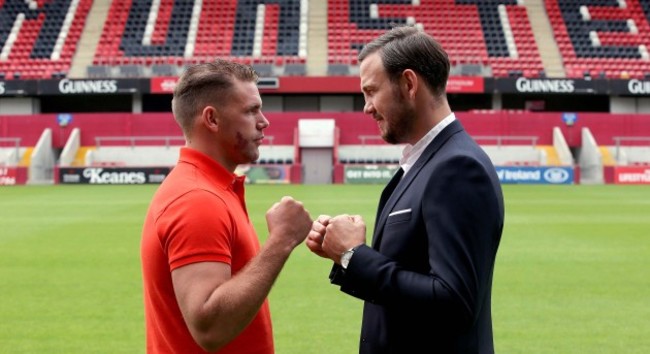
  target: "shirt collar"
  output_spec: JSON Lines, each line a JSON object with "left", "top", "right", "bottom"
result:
{"left": 399, "top": 113, "right": 456, "bottom": 176}
{"left": 178, "top": 147, "right": 241, "bottom": 190}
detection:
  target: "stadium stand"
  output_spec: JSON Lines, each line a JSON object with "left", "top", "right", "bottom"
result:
{"left": 546, "top": 0, "right": 650, "bottom": 78}
{"left": 0, "top": 0, "right": 92, "bottom": 79}
{"left": 327, "top": 0, "right": 543, "bottom": 77}
{"left": 256, "top": 143, "right": 297, "bottom": 164}
{"left": 2, "top": 0, "right": 650, "bottom": 79}
{"left": 91, "top": 0, "right": 307, "bottom": 77}
{"left": 2, "top": 110, "right": 650, "bottom": 184}
{"left": 2, "top": 1, "right": 650, "bottom": 186}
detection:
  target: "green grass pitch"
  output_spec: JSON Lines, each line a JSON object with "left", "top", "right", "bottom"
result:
{"left": 1, "top": 184, "right": 649, "bottom": 353}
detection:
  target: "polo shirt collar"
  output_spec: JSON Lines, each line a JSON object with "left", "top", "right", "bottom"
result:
{"left": 178, "top": 147, "right": 242, "bottom": 190}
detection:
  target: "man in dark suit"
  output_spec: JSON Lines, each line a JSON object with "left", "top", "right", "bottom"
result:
{"left": 306, "top": 25, "right": 505, "bottom": 353}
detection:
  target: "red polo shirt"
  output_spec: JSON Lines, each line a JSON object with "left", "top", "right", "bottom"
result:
{"left": 141, "top": 147, "right": 273, "bottom": 354}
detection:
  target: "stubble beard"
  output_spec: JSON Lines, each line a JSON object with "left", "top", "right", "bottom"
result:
{"left": 382, "top": 96, "right": 415, "bottom": 145}
{"left": 235, "top": 132, "right": 259, "bottom": 164}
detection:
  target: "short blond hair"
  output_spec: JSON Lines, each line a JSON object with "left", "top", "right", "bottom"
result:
{"left": 171, "top": 59, "right": 258, "bottom": 136}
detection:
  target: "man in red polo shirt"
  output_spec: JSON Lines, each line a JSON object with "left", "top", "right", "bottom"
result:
{"left": 141, "top": 59, "right": 313, "bottom": 354}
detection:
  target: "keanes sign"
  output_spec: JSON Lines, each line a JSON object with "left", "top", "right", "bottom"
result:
{"left": 59, "top": 167, "right": 171, "bottom": 184}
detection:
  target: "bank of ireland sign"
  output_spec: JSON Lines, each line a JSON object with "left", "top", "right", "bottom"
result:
{"left": 496, "top": 166, "right": 574, "bottom": 184}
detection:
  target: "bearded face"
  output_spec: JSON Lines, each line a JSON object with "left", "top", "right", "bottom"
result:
{"left": 379, "top": 83, "right": 416, "bottom": 145}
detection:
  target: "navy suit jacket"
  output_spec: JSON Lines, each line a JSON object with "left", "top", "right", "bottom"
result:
{"left": 330, "top": 119, "right": 505, "bottom": 353}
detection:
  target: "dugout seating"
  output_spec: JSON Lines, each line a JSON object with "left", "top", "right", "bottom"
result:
{"left": 0, "top": 0, "right": 92, "bottom": 79}
{"left": 256, "top": 144, "right": 296, "bottom": 164}
{"left": 337, "top": 144, "right": 404, "bottom": 164}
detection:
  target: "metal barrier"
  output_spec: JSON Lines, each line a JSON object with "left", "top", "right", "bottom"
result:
{"left": 95, "top": 136, "right": 185, "bottom": 149}
{"left": 612, "top": 136, "right": 650, "bottom": 160}
{"left": 94, "top": 135, "right": 276, "bottom": 148}
{"left": 473, "top": 136, "right": 539, "bottom": 147}
{"left": 358, "top": 135, "right": 539, "bottom": 147}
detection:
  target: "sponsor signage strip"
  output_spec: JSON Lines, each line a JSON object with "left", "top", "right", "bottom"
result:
{"left": 38, "top": 79, "right": 146, "bottom": 95}
{"left": 344, "top": 165, "right": 401, "bottom": 184}
{"left": 2, "top": 77, "right": 650, "bottom": 95}
{"left": 150, "top": 77, "right": 178, "bottom": 93}
{"left": 0, "top": 167, "right": 27, "bottom": 185}
{"left": 59, "top": 167, "right": 171, "bottom": 184}
{"left": 0, "top": 167, "right": 18, "bottom": 185}
{"left": 613, "top": 166, "right": 650, "bottom": 184}
{"left": 149, "top": 76, "right": 488, "bottom": 94}
{"left": 446, "top": 77, "right": 484, "bottom": 93}
{"left": 496, "top": 166, "right": 574, "bottom": 184}
{"left": 0, "top": 80, "right": 38, "bottom": 96}
{"left": 609, "top": 79, "right": 650, "bottom": 95}
{"left": 65, "top": 77, "right": 650, "bottom": 96}
{"left": 494, "top": 77, "right": 607, "bottom": 95}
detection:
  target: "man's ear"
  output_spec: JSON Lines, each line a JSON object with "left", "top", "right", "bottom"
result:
{"left": 401, "top": 69, "right": 418, "bottom": 100}
{"left": 201, "top": 106, "right": 219, "bottom": 132}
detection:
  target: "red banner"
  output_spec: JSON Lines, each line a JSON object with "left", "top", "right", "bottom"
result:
{"left": 613, "top": 166, "right": 650, "bottom": 184}
{"left": 0, "top": 167, "right": 19, "bottom": 185}
{"left": 150, "top": 77, "right": 178, "bottom": 93}
{"left": 446, "top": 77, "right": 485, "bottom": 93}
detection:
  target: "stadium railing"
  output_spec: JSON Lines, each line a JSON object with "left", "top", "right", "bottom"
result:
{"left": 95, "top": 136, "right": 185, "bottom": 149}
{"left": 611, "top": 137, "right": 650, "bottom": 165}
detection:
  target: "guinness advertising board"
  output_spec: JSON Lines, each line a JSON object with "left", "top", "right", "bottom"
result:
{"left": 495, "top": 77, "right": 607, "bottom": 94}
{"left": 38, "top": 78, "right": 145, "bottom": 95}
{"left": 609, "top": 79, "right": 650, "bottom": 95}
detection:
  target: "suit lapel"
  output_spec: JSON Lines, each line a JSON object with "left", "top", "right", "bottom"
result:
{"left": 371, "top": 120, "right": 465, "bottom": 249}
{"left": 374, "top": 167, "right": 403, "bottom": 230}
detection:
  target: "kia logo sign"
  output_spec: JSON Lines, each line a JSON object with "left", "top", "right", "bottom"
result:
{"left": 543, "top": 168, "right": 570, "bottom": 184}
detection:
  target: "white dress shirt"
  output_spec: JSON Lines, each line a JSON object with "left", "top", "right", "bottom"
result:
{"left": 399, "top": 113, "right": 456, "bottom": 176}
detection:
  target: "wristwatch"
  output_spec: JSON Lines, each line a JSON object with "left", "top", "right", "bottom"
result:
{"left": 341, "top": 245, "right": 360, "bottom": 269}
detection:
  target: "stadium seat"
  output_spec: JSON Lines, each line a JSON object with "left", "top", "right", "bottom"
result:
{"left": 91, "top": 0, "right": 307, "bottom": 76}
{"left": 326, "top": 0, "right": 543, "bottom": 77}
{"left": 545, "top": 0, "right": 650, "bottom": 78}
{"left": 0, "top": 0, "right": 92, "bottom": 79}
